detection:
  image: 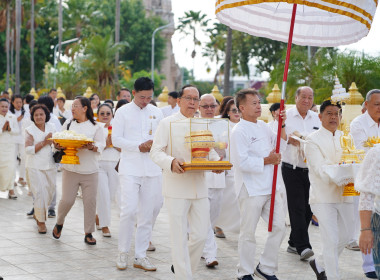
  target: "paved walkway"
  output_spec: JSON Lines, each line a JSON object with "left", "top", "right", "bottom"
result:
{"left": 0, "top": 172, "right": 369, "bottom": 280}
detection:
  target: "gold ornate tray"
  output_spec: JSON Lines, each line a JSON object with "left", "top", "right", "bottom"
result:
{"left": 342, "top": 183, "right": 360, "bottom": 196}
{"left": 181, "top": 161, "right": 232, "bottom": 171}
{"left": 51, "top": 139, "right": 93, "bottom": 164}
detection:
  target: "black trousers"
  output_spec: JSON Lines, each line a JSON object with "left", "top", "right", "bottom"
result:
{"left": 282, "top": 163, "right": 313, "bottom": 254}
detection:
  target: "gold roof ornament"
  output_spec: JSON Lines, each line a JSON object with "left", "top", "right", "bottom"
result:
{"left": 84, "top": 87, "right": 93, "bottom": 98}
{"left": 29, "top": 88, "right": 39, "bottom": 100}
{"left": 8, "top": 88, "right": 13, "bottom": 96}
{"left": 158, "top": 86, "right": 169, "bottom": 103}
{"left": 346, "top": 82, "right": 364, "bottom": 105}
{"left": 56, "top": 87, "right": 66, "bottom": 99}
{"left": 211, "top": 85, "right": 223, "bottom": 103}
{"left": 266, "top": 84, "right": 281, "bottom": 103}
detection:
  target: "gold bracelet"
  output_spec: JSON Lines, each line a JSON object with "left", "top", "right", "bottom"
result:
{"left": 360, "top": 228, "right": 371, "bottom": 232}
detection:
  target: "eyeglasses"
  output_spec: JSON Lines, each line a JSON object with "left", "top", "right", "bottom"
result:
{"left": 229, "top": 109, "right": 239, "bottom": 114}
{"left": 71, "top": 104, "right": 82, "bottom": 109}
{"left": 200, "top": 104, "right": 217, "bottom": 109}
{"left": 99, "top": 112, "right": 111, "bottom": 116}
{"left": 181, "top": 96, "right": 200, "bottom": 103}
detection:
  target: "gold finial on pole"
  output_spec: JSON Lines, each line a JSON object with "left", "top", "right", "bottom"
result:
{"left": 84, "top": 87, "right": 93, "bottom": 98}
{"left": 8, "top": 88, "right": 13, "bottom": 96}
{"left": 211, "top": 85, "right": 223, "bottom": 103}
{"left": 346, "top": 82, "right": 364, "bottom": 105}
{"left": 29, "top": 88, "right": 38, "bottom": 99}
{"left": 266, "top": 84, "right": 281, "bottom": 103}
{"left": 158, "top": 86, "right": 169, "bottom": 103}
{"left": 57, "top": 87, "right": 66, "bottom": 99}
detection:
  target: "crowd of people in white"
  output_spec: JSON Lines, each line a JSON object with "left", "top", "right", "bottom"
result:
{"left": 1, "top": 78, "right": 380, "bottom": 280}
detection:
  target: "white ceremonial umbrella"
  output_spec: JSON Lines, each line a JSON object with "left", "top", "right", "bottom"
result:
{"left": 216, "top": 0, "right": 378, "bottom": 231}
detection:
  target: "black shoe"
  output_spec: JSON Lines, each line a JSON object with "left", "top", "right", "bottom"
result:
{"left": 171, "top": 265, "right": 175, "bottom": 274}
{"left": 27, "top": 208, "right": 34, "bottom": 216}
{"left": 365, "top": 271, "right": 377, "bottom": 279}
{"left": 238, "top": 275, "right": 254, "bottom": 280}
{"left": 48, "top": 209, "right": 56, "bottom": 218}
{"left": 309, "top": 259, "right": 327, "bottom": 280}
{"left": 255, "top": 264, "right": 278, "bottom": 280}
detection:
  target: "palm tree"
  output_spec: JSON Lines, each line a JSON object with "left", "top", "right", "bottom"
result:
{"left": 30, "top": 0, "right": 35, "bottom": 88}
{"left": 223, "top": 27, "right": 232, "bottom": 96}
{"left": 57, "top": 0, "right": 62, "bottom": 63}
{"left": 114, "top": 0, "right": 120, "bottom": 88}
{"left": 5, "top": 0, "right": 11, "bottom": 89}
{"left": 177, "top": 11, "right": 209, "bottom": 77}
{"left": 15, "top": 0, "right": 21, "bottom": 94}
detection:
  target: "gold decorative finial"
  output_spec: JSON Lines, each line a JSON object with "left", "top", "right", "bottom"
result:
{"left": 84, "top": 87, "right": 93, "bottom": 98}
{"left": 8, "top": 88, "right": 13, "bottom": 96}
{"left": 29, "top": 88, "right": 38, "bottom": 99}
{"left": 57, "top": 87, "right": 66, "bottom": 99}
{"left": 266, "top": 84, "right": 281, "bottom": 103}
{"left": 346, "top": 82, "right": 364, "bottom": 105}
{"left": 211, "top": 85, "right": 223, "bottom": 103}
{"left": 158, "top": 86, "right": 169, "bottom": 102}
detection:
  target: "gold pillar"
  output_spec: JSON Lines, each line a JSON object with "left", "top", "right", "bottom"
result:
{"left": 211, "top": 85, "right": 223, "bottom": 103}
{"left": 266, "top": 84, "right": 281, "bottom": 104}
{"left": 158, "top": 86, "right": 169, "bottom": 107}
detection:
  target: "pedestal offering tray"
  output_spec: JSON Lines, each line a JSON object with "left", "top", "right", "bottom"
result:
{"left": 323, "top": 163, "right": 361, "bottom": 196}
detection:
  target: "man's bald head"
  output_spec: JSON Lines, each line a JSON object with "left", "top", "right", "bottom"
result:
{"left": 199, "top": 94, "right": 217, "bottom": 118}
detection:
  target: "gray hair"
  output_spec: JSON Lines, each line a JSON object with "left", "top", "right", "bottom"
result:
{"left": 200, "top": 94, "right": 216, "bottom": 102}
{"left": 365, "top": 89, "right": 380, "bottom": 101}
{"left": 295, "top": 86, "right": 314, "bottom": 97}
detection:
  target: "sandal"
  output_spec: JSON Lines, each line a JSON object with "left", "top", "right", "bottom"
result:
{"left": 84, "top": 233, "right": 96, "bottom": 245}
{"left": 52, "top": 224, "right": 63, "bottom": 239}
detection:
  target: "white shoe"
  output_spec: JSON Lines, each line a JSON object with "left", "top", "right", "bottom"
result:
{"left": 300, "top": 248, "right": 314, "bottom": 260}
{"left": 147, "top": 241, "right": 156, "bottom": 251}
{"left": 205, "top": 257, "right": 218, "bottom": 267}
{"left": 133, "top": 257, "right": 157, "bottom": 271}
{"left": 116, "top": 252, "right": 128, "bottom": 270}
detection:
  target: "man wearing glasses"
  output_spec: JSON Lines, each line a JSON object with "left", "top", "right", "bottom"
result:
{"left": 151, "top": 85, "right": 220, "bottom": 279}
{"left": 112, "top": 77, "right": 164, "bottom": 272}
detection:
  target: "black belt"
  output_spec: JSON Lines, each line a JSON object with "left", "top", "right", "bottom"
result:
{"left": 282, "top": 162, "right": 309, "bottom": 172}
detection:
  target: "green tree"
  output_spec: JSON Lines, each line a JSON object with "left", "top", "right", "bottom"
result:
{"left": 120, "top": 70, "right": 163, "bottom": 97}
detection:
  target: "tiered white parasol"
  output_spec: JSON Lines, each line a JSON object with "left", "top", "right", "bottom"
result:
{"left": 216, "top": 0, "right": 378, "bottom": 231}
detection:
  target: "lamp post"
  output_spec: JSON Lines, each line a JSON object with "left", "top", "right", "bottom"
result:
{"left": 53, "top": 37, "right": 79, "bottom": 87}
{"left": 151, "top": 23, "right": 173, "bottom": 83}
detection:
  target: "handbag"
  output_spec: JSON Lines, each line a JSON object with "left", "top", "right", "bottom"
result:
{"left": 53, "top": 120, "right": 72, "bottom": 163}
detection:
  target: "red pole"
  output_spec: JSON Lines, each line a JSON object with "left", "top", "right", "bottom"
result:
{"left": 268, "top": 3, "right": 297, "bottom": 232}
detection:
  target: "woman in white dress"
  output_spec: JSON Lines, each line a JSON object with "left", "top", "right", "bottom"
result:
{"left": 0, "top": 98, "right": 19, "bottom": 199}
{"left": 95, "top": 103, "right": 120, "bottom": 237}
{"left": 52, "top": 96, "right": 105, "bottom": 245}
{"left": 10, "top": 94, "right": 27, "bottom": 186}
{"left": 25, "top": 104, "right": 56, "bottom": 233}
{"left": 214, "top": 99, "right": 241, "bottom": 237}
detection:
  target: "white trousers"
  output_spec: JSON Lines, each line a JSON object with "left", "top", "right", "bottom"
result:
{"left": 15, "top": 143, "right": 26, "bottom": 179}
{"left": 165, "top": 197, "right": 209, "bottom": 280}
{"left": 215, "top": 174, "right": 240, "bottom": 233}
{"left": 118, "top": 174, "right": 161, "bottom": 258}
{"left": 28, "top": 168, "right": 56, "bottom": 222}
{"left": 203, "top": 188, "right": 224, "bottom": 259}
{"left": 311, "top": 203, "right": 353, "bottom": 280}
{"left": 97, "top": 160, "right": 119, "bottom": 228}
{"left": 237, "top": 186, "right": 285, "bottom": 278}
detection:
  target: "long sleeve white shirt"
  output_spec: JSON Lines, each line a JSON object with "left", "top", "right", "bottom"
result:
{"left": 11, "top": 109, "right": 24, "bottom": 144}
{"left": 62, "top": 120, "right": 105, "bottom": 174}
{"left": 350, "top": 111, "right": 380, "bottom": 151}
{"left": 0, "top": 112, "right": 20, "bottom": 143}
{"left": 283, "top": 107, "right": 321, "bottom": 168}
{"left": 25, "top": 122, "right": 56, "bottom": 170}
{"left": 112, "top": 101, "right": 164, "bottom": 177}
{"left": 304, "top": 127, "right": 351, "bottom": 204}
{"left": 100, "top": 125, "right": 120, "bottom": 162}
{"left": 230, "top": 119, "right": 287, "bottom": 197}
{"left": 161, "top": 104, "right": 180, "bottom": 118}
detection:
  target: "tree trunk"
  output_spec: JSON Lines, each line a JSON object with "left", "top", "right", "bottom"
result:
{"left": 30, "top": 0, "right": 35, "bottom": 88}
{"left": 5, "top": 0, "right": 10, "bottom": 89}
{"left": 114, "top": 0, "right": 120, "bottom": 91}
{"left": 11, "top": 28, "right": 14, "bottom": 89}
{"left": 57, "top": 0, "right": 62, "bottom": 63}
{"left": 223, "top": 27, "right": 232, "bottom": 96}
{"left": 15, "top": 0, "right": 21, "bottom": 94}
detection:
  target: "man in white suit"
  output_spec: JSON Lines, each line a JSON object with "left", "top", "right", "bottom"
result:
{"left": 150, "top": 85, "right": 221, "bottom": 280}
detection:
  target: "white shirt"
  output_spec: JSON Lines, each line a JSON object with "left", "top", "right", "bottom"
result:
{"left": 100, "top": 125, "right": 120, "bottom": 162}
{"left": 161, "top": 104, "right": 180, "bottom": 118}
{"left": 49, "top": 113, "right": 62, "bottom": 132}
{"left": 25, "top": 122, "right": 56, "bottom": 170}
{"left": 11, "top": 109, "right": 24, "bottom": 144}
{"left": 0, "top": 112, "right": 19, "bottom": 143}
{"left": 23, "top": 104, "right": 30, "bottom": 119}
{"left": 62, "top": 120, "right": 105, "bottom": 174}
{"left": 350, "top": 111, "right": 380, "bottom": 151}
{"left": 230, "top": 119, "right": 287, "bottom": 196}
{"left": 112, "top": 101, "right": 164, "bottom": 177}
{"left": 55, "top": 108, "right": 73, "bottom": 122}
{"left": 283, "top": 107, "right": 321, "bottom": 168}
{"left": 304, "top": 127, "right": 351, "bottom": 204}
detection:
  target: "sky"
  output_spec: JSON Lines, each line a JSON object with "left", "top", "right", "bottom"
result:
{"left": 171, "top": 1, "right": 380, "bottom": 81}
